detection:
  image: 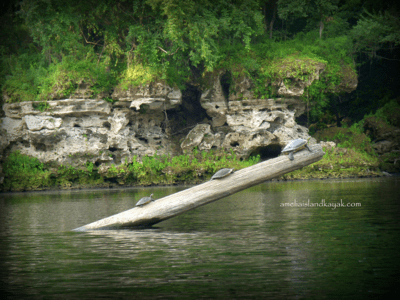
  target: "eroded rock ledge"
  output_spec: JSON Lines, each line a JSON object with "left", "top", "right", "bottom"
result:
{"left": 0, "top": 62, "right": 357, "bottom": 183}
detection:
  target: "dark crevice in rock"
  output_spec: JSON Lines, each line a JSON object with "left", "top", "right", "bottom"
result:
{"left": 168, "top": 84, "right": 209, "bottom": 136}
{"left": 295, "top": 114, "right": 308, "bottom": 127}
{"left": 138, "top": 137, "right": 148, "bottom": 143}
{"left": 21, "top": 140, "right": 30, "bottom": 148}
{"left": 250, "top": 144, "right": 282, "bottom": 161}
{"left": 220, "top": 72, "right": 232, "bottom": 101}
{"left": 33, "top": 143, "right": 48, "bottom": 152}
{"left": 250, "top": 134, "right": 259, "bottom": 141}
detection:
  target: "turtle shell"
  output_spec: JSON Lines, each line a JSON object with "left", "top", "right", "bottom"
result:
{"left": 136, "top": 193, "right": 154, "bottom": 206}
{"left": 210, "top": 168, "right": 234, "bottom": 180}
{"left": 282, "top": 139, "right": 307, "bottom": 153}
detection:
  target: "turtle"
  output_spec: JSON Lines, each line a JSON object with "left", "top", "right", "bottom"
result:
{"left": 136, "top": 193, "right": 154, "bottom": 207}
{"left": 210, "top": 168, "right": 235, "bottom": 181}
{"left": 281, "top": 138, "right": 312, "bottom": 161}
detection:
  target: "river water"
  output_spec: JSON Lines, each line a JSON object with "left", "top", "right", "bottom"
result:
{"left": 1, "top": 178, "right": 399, "bottom": 299}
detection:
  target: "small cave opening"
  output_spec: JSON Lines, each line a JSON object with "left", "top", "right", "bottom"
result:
{"left": 220, "top": 72, "right": 232, "bottom": 101}
{"left": 109, "top": 147, "right": 119, "bottom": 152}
{"left": 103, "top": 122, "right": 111, "bottom": 129}
{"left": 104, "top": 177, "right": 119, "bottom": 184}
{"left": 230, "top": 141, "right": 240, "bottom": 147}
{"left": 33, "top": 143, "right": 48, "bottom": 152}
{"left": 74, "top": 124, "right": 81, "bottom": 128}
{"left": 295, "top": 114, "right": 308, "bottom": 127}
{"left": 138, "top": 137, "right": 148, "bottom": 143}
{"left": 249, "top": 144, "right": 282, "bottom": 161}
{"left": 21, "top": 140, "right": 30, "bottom": 148}
{"left": 139, "top": 104, "right": 150, "bottom": 113}
{"left": 167, "top": 84, "right": 210, "bottom": 135}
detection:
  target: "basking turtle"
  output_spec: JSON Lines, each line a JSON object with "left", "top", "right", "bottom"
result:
{"left": 136, "top": 193, "right": 154, "bottom": 207}
{"left": 281, "top": 139, "right": 312, "bottom": 161}
{"left": 210, "top": 168, "right": 235, "bottom": 181}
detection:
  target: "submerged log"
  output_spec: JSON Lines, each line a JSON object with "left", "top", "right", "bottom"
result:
{"left": 73, "top": 144, "right": 324, "bottom": 231}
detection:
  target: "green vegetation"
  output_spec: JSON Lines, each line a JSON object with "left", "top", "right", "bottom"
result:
{"left": 1, "top": 0, "right": 398, "bottom": 123}
{"left": 0, "top": 0, "right": 399, "bottom": 192}
{"left": 305, "top": 99, "right": 400, "bottom": 178}
{"left": 220, "top": 33, "right": 355, "bottom": 120}
{"left": 0, "top": 149, "right": 260, "bottom": 192}
{"left": 282, "top": 147, "right": 381, "bottom": 180}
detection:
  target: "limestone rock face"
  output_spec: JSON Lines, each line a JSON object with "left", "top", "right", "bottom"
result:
{"left": 200, "top": 73, "right": 228, "bottom": 127}
{"left": 191, "top": 70, "right": 321, "bottom": 157}
{"left": 25, "top": 115, "right": 63, "bottom": 131}
{"left": 181, "top": 124, "right": 212, "bottom": 151}
{"left": 111, "top": 81, "right": 182, "bottom": 111}
{"left": 3, "top": 99, "right": 112, "bottom": 119}
{"left": 0, "top": 88, "right": 176, "bottom": 169}
{"left": 185, "top": 61, "right": 354, "bottom": 158}
{"left": 0, "top": 61, "right": 358, "bottom": 179}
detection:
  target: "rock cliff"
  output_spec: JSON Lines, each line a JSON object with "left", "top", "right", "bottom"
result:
{"left": 0, "top": 61, "right": 357, "bottom": 184}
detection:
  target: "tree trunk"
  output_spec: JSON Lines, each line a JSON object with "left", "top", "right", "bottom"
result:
{"left": 319, "top": 19, "right": 324, "bottom": 39}
{"left": 73, "top": 144, "right": 325, "bottom": 231}
{"left": 269, "top": 4, "right": 277, "bottom": 39}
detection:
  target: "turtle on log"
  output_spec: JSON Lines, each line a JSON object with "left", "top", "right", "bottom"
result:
{"left": 210, "top": 168, "right": 235, "bottom": 181}
{"left": 136, "top": 193, "right": 154, "bottom": 207}
{"left": 281, "top": 139, "right": 312, "bottom": 161}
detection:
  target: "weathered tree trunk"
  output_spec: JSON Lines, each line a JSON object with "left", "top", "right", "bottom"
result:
{"left": 73, "top": 144, "right": 324, "bottom": 231}
{"left": 319, "top": 19, "right": 324, "bottom": 39}
{"left": 269, "top": 4, "right": 277, "bottom": 39}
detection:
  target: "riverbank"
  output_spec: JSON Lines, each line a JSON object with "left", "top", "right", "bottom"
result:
{"left": 0, "top": 145, "right": 393, "bottom": 193}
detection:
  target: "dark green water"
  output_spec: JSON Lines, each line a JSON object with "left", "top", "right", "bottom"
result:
{"left": 1, "top": 178, "right": 400, "bottom": 299}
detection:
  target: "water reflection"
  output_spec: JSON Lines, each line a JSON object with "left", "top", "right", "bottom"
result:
{"left": 1, "top": 178, "right": 400, "bottom": 298}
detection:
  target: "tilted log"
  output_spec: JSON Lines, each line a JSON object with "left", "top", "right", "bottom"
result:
{"left": 73, "top": 144, "right": 324, "bottom": 231}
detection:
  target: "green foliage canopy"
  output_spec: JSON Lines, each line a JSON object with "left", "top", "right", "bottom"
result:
{"left": 0, "top": 0, "right": 398, "bottom": 126}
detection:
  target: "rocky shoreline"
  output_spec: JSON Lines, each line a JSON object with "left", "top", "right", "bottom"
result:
{"left": 2, "top": 58, "right": 399, "bottom": 193}
{"left": 1, "top": 59, "right": 359, "bottom": 185}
